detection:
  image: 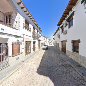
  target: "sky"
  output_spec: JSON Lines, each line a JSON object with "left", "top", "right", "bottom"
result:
{"left": 22, "top": 0, "right": 69, "bottom": 38}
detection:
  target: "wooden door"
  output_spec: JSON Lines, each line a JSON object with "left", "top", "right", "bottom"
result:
{"left": 25, "top": 41, "right": 31, "bottom": 55}
{"left": 12, "top": 43, "right": 20, "bottom": 56}
{"left": 61, "top": 41, "right": 66, "bottom": 53}
{"left": 72, "top": 40, "right": 79, "bottom": 53}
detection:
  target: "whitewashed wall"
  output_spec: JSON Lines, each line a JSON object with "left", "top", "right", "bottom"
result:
{"left": 59, "top": 0, "right": 86, "bottom": 57}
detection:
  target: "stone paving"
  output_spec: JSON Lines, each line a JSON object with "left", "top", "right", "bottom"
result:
{"left": 0, "top": 46, "right": 86, "bottom": 86}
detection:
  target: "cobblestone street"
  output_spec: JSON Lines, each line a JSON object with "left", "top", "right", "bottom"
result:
{"left": 0, "top": 46, "right": 86, "bottom": 86}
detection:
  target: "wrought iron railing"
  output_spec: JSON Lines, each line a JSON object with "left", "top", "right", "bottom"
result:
{"left": 0, "top": 44, "right": 9, "bottom": 70}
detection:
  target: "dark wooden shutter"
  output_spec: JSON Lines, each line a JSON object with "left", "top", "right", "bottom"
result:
{"left": 12, "top": 42, "right": 20, "bottom": 56}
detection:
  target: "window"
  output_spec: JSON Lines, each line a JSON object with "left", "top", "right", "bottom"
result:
{"left": 6, "top": 16, "right": 8, "bottom": 24}
{"left": 5, "top": 14, "right": 12, "bottom": 25}
{"left": 67, "top": 11, "right": 74, "bottom": 28}
{"left": 23, "top": 23, "right": 25, "bottom": 28}
{"left": 25, "top": 20, "right": 29, "bottom": 30}
{"left": 33, "top": 27, "right": 35, "bottom": 31}
{"left": 64, "top": 22, "right": 68, "bottom": 27}
{"left": 72, "top": 40, "right": 80, "bottom": 53}
{"left": 68, "top": 17, "right": 73, "bottom": 28}
{"left": 29, "top": 28, "right": 31, "bottom": 32}
{"left": 33, "top": 27, "right": 35, "bottom": 34}
{"left": 33, "top": 41, "right": 36, "bottom": 44}
{"left": 61, "top": 26, "right": 64, "bottom": 33}
{"left": 9, "top": 15, "right": 11, "bottom": 23}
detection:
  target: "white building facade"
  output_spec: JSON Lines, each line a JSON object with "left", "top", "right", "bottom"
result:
{"left": 53, "top": 28, "right": 60, "bottom": 48}
{"left": 54, "top": 0, "right": 86, "bottom": 68}
{"left": 0, "top": 0, "right": 42, "bottom": 70}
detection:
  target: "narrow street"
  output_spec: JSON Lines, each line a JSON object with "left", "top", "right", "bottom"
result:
{"left": 1, "top": 46, "right": 86, "bottom": 86}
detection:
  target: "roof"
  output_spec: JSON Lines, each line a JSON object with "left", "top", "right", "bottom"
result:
{"left": 17, "top": 0, "right": 42, "bottom": 31}
{"left": 58, "top": 0, "right": 78, "bottom": 26}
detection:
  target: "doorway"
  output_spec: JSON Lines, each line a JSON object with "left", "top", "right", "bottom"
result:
{"left": 33, "top": 41, "right": 36, "bottom": 51}
{"left": 25, "top": 41, "right": 31, "bottom": 55}
{"left": 61, "top": 41, "right": 67, "bottom": 53}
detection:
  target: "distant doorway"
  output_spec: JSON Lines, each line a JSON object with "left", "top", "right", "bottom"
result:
{"left": 61, "top": 41, "right": 67, "bottom": 53}
{"left": 38, "top": 40, "right": 40, "bottom": 49}
{"left": 33, "top": 41, "right": 36, "bottom": 51}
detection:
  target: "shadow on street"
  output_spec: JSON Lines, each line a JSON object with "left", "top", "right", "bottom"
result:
{"left": 37, "top": 46, "right": 86, "bottom": 86}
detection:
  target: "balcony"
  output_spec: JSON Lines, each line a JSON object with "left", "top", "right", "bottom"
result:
{"left": 0, "top": 11, "right": 17, "bottom": 29}
{"left": 32, "top": 32, "right": 37, "bottom": 40}
{"left": 25, "top": 25, "right": 31, "bottom": 32}
{"left": 32, "top": 32, "right": 41, "bottom": 40}
{"left": 25, "top": 25, "right": 29, "bottom": 30}
{"left": 25, "top": 20, "right": 31, "bottom": 32}
{"left": 37, "top": 34, "right": 41, "bottom": 40}
{"left": 0, "top": 11, "right": 22, "bottom": 37}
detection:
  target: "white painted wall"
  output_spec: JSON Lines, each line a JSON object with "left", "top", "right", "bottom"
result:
{"left": 58, "top": 0, "right": 86, "bottom": 57}
{"left": 12, "top": 0, "right": 40, "bottom": 32}
{"left": 0, "top": 0, "right": 43, "bottom": 58}
{"left": 53, "top": 29, "right": 60, "bottom": 47}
